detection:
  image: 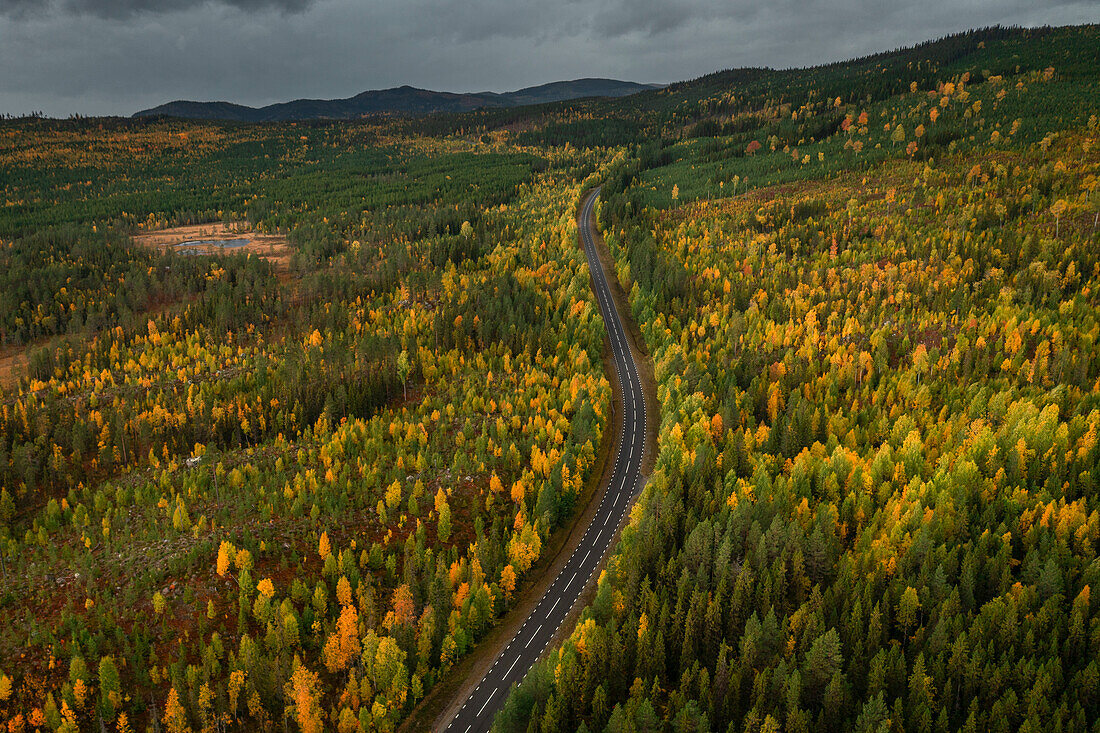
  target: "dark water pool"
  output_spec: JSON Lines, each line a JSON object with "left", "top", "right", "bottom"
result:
{"left": 178, "top": 238, "right": 250, "bottom": 248}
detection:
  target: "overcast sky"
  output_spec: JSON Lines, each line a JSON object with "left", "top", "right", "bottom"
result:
{"left": 1, "top": 0, "right": 1097, "bottom": 117}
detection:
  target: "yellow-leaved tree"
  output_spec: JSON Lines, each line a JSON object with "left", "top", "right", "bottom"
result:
{"left": 323, "top": 604, "right": 360, "bottom": 673}
{"left": 287, "top": 663, "right": 324, "bottom": 733}
{"left": 162, "top": 687, "right": 192, "bottom": 733}
{"left": 216, "top": 541, "right": 234, "bottom": 577}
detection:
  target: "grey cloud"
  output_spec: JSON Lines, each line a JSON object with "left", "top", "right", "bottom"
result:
{"left": 589, "top": 0, "right": 771, "bottom": 39}
{"left": 0, "top": 0, "right": 315, "bottom": 20}
{"left": 0, "top": 0, "right": 1096, "bottom": 117}
{"left": 390, "top": 0, "right": 586, "bottom": 45}
{"left": 591, "top": 0, "right": 696, "bottom": 38}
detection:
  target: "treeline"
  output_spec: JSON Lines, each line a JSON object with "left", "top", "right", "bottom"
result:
{"left": 397, "top": 26, "right": 1098, "bottom": 154}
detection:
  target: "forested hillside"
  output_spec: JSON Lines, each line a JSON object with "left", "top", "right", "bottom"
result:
{"left": 494, "top": 24, "right": 1100, "bottom": 733}
{"left": 132, "top": 79, "right": 659, "bottom": 122}
{"left": 0, "top": 113, "right": 628, "bottom": 731}
{"left": 1, "top": 22, "right": 1098, "bottom": 733}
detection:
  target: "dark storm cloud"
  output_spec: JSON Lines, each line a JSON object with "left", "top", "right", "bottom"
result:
{"left": 588, "top": 0, "right": 781, "bottom": 38}
{"left": 0, "top": 0, "right": 1096, "bottom": 117}
{"left": 0, "top": 0, "right": 315, "bottom": 19}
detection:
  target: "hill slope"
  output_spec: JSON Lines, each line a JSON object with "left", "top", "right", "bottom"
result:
{"left": 133, "top": 78, "right": 659, "bottom": 121}
{"left": 491, "top": 22, "right": 1100, "bottom": 733}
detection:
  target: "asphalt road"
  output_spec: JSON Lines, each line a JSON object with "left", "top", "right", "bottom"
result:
{"left": 441, "top": 188, "right": 647, "bottom": 733}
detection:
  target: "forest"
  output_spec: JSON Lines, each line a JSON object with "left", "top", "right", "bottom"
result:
{"left": 0, "top": 21, "right": 1098, "bottom": 733}
{"left": 0, "top": 113, "right": 621, "bottom": 731}
{"left": 493, "top": 23, "right": 1100, "bottom": 733}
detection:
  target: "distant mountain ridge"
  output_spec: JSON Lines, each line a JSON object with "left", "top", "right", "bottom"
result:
{"left": 133, "top": 79, "right": 660, "bottom": 121}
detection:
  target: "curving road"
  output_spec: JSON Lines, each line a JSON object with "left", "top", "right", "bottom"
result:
{"left": 441, "top": 189, "right": 648, "bottom": 732}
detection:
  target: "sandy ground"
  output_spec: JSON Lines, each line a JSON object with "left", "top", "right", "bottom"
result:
{"left": 132, "top": 223, "right": 293, "bottom": 274}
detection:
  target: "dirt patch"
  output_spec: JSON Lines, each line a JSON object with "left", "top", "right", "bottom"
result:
{"left": 0, "top": 334, "right": 71, "bottom": 390}
{"left": 132, "top": 222, "right": 293, "bottom": 276}
{"left": 0, "top": 346, "right": 29, "bottom": 389}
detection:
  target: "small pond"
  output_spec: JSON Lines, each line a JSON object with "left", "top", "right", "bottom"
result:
{"left": 178, "top": 238, "right": 250, "bottom": 248}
